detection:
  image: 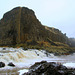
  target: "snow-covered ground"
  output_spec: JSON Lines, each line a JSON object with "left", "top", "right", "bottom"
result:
{"left": 0, "top": 47, "right": 75, "bottom": 75}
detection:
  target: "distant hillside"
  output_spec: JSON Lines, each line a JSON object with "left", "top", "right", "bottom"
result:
{"left": 69, "top": 38, "right": 75, "bottom": 47}
{"left": 0, "top": 7, "right": 69, "bottom": 46}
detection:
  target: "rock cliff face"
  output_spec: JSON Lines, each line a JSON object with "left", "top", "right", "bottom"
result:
{"left": 0, "top": 7, "right": 69, "bottom": 46}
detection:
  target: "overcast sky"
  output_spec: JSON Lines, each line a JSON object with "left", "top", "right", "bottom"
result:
{"left": 0, "top": 0, "right": 75, "bottom": 38}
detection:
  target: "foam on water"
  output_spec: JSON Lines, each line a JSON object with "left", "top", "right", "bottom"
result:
{"left": 18, "top": 69, "right": 29, "bottom": 75}
{"left": 63, "top": 62, "right": 75, "bottom": 68}
{"left": 0, "top": 47, "right": 64, "bottom": 70}
{"left": 0, "top": 47, "right": 75, "bottom": 75}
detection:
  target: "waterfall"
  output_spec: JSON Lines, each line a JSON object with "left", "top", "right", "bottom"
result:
{"left": 0, "top": 47, "right": 53, "bottom": 64}
{"left": 0, "top": 47, "right": 65, "bottom": 72}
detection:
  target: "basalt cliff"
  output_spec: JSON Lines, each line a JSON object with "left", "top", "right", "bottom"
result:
{"left": 0, "top": 7, "right": 74, "bottom": 54}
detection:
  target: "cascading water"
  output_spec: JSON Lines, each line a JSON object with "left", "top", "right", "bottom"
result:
{"left": 0, "top": 47, "right": 75, "bottom": 75}
{"left": 0, "top": 47, "right": 63, "bottom": 68}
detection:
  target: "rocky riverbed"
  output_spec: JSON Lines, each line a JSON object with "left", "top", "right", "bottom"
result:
{"left": 23, "top": 61, "right": 75, "bottom": 75}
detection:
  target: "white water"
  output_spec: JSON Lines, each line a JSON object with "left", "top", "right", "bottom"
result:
{"left": 58, "top": 53, "right": 75, "bottom": 68}
{"left": 0, "top": 47, "right": 62, "bottom": 68}
{"left": 58, "top": 53, "right": 75, "bottom": 63}
{"left": 18, "top": 69, "right": 29, "bottom": 75}
{"left": 0, "top": 47, "right": 75, "bottom": 75}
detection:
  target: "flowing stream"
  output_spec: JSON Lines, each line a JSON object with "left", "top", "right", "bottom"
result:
{"left": 0, "top": 47, "right": 75, "bottom": 75}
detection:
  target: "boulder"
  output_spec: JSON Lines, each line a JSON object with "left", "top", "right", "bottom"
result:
{"left": 8, "top": 62, "right": 15, "bottom": 67}
{"left": 0, "top": 62, "right": 5, "bottom": 68}
{"left": 3, "top": 48, "right": 6, "bottom": 50}
{"left": 23, "top": 61, "right": 75, "bottom": 75}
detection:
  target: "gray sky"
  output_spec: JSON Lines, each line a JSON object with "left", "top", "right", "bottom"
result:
{"left": 0, "top": 0, "right": 75, "bottom": 38}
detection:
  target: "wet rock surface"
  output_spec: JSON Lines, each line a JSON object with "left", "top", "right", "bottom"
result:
{"left": 0, "top": 62, "right": 5, "bottom": 68}
{"left": 23, "top": 61, "right": 75, "bottom": 75}
{"left": 8, "top": 62, "right": 15, "bottom": 67}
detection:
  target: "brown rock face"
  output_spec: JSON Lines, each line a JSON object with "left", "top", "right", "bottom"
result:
{"left": 0, "top": 7, "right": 69, "bottom": 46}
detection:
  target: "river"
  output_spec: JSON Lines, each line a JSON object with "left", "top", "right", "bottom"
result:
{"left": 0, "top": 47, "right": 75, "bottom": 75}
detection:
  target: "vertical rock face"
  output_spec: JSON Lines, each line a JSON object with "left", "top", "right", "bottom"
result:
{"left": 0, "top": 7, "right": 22, "bottom": 45}
{"left": 0, "top": 7, "right": 69, "bottom": 46}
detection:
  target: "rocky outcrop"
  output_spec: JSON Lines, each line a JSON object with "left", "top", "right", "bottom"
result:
{"left": 8, "top": 62, "right": 15, "bottom": 67}
{"left": 0, "top": 7, "right": 70, "bottom": 46}
{"left": 23, "top": 61, "right": 75, "bottom": 75}
{"left": 0, "top": 62, "right": 5, "bottom": 68}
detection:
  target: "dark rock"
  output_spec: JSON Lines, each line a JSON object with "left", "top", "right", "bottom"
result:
{"left": 3, "top": 48, "right": 6, "bottom": 50}
{"left": 0, "top": 62, "right": 5, "bottom": 68}
{"left": 35, "top": 51, "right": 39, "bottom": 56}
{"left": 23, "top": 47, "right": 28, "bottom": 50}
{"left": 8, "top": 62, "right": 15, "bottom": 67}
{"left": 23, "top": 61, "right": 75, "bottom": 75}
{"left": 0, "top": 7, "right": 69, "bottom": 47}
